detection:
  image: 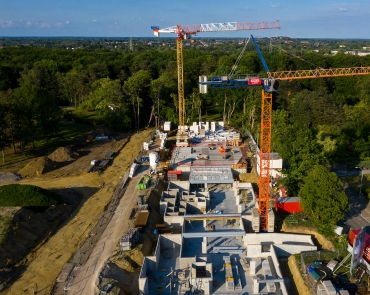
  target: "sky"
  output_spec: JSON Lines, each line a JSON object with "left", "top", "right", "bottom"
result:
{"left": 0, "top": 0, "right": 370, "bottom": 38}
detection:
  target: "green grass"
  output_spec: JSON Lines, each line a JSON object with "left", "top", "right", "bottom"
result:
{"left": 0, "top": 184, "right": 63, "bottom": 207}
{"left": 63, "top": 108, "right": 104, "bottom": 126}
{"left": 0, "top": 110, "right": 99, "bottom": 172}
{"left": 0, "top": 215, "right": 12, "bottom": 244}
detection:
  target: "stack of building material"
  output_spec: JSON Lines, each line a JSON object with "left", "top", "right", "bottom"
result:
{"left": 317, "top": 281, "right": 336, "bottom": 295}
{"left": 120, "top": 234, "right": 132, "bottom": 250}
{"left": 240, "top": 258, "right": 249, "bottom": 272}
{"left": 120, "top": 228, "right": 140, "bottom": 250}
{"left": 167, "top": 170, "right": 182, "bottom": 181}
{"left": 129, "top": 163, "right": 139, "bottom": 178}
{"left": 164, "top": 122, "right": 171, "bottom": 131}
{"left": 252, "top": 208, "right": 260, "bottom": 232}
{"left": 268, "top": 209, "right": 275, "bottom": 232}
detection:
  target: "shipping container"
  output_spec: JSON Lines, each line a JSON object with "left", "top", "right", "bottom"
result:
{"left": 274, "top": 197, "right": 303, "bottom": 214}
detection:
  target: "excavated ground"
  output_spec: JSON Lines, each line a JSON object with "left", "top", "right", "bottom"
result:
{"left": 0, "top": 129, "right": 153, "bottom": 295}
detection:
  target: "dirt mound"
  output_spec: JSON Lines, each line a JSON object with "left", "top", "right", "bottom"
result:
{"left": 18, "top": 157, "right": 60, "bottom": 178}
{"left": 110, "top": 248, "right": 145, "bottom": 272}
{"left": 48, "top": 147, "right": 79, "bottom": 163}
{"left": 0, "top": 172, "right": 21, "bottom": 183}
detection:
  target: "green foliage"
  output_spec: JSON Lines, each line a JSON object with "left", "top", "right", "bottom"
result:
{"left": 0, "top": 38, "right": 370, "bottom": 166}
{"left": 0, "top": 184, "right": 63, "bottom": 207}
{"left": 299, "top": 165, "right": 349, "bottom": 235}
{"left": 0, "top": 215, "right": 12, "bottom": 244}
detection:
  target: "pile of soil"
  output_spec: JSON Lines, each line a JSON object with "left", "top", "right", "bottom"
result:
{"left": 48, "top": 147, "right": 79, "bottom": 163}
{"left": 0, "top": 195, "right": 78, "bottom": 269}
{"left": 0, "top": 172, "right": 21, "bottom": 183}
{"left": 18, "top": 157, "right": 60, "bottom": 178}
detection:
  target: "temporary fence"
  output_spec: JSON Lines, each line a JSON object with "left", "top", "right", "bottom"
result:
{"left": 299, "top": 249, "right": 347, "bottom": 294}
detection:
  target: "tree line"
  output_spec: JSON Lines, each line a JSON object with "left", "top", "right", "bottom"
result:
{"left": 1, "top": 39, "right": 370, "bottom": 234}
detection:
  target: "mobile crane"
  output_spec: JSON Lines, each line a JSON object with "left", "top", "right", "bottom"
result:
{"left": 200, "top": 35, "right": 370, "bottom": 231}
{"left": 151, "top": 21, "right": 280, "bottom": 137}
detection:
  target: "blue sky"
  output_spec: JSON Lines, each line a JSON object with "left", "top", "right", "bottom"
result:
{"left": 0, "top": 0, "right": 370, "bottom": 38}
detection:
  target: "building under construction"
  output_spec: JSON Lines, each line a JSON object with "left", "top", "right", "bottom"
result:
{"left": 138, "top": 122, "right": 316, "bottom": 295}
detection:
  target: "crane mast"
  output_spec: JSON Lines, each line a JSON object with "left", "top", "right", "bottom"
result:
{"left": 151, "top": 21, "right": 280, "bottom": 135}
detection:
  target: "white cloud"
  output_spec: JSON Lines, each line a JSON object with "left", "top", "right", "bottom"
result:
{"left": 0, "top": 20, "right": 14, "bottom": 28}
{"left": 270, "top": 5, "right": 280, "bottom": 8}
{"left": 55, "top": 22, "right": 63, "bottom": 28}
{"left": 25, "top": 21, "right": 32, "bottom": 27}
{"left": 38, "top": 22, "right": 51, "bottom": 28}
{"left": 66, "top": 20, "right": 70, "bottom": 24}
{"left": 338, "top": 7, "right": 348, "bottom": 11}
{"left": 92, "top": 19, "right": 98, "bottom": 22}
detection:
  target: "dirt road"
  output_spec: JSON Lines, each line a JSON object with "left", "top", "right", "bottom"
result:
{"left": 65, "top": 165, "right": 148, "bottom": 295}
{"left": 3, "top": 129, "right": 153, "bottom": 295}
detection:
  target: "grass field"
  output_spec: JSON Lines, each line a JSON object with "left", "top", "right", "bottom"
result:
{"left": 0, "top": 109, "right": 101, "bottom": 172}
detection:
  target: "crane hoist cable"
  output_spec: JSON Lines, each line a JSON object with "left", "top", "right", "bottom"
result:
{"left": 228, "top": 37, "right": 251, "bottom": 79}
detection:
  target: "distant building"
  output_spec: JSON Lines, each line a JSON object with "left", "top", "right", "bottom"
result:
{"left": 358, "top": 52, "right": 370, "bottom": 56}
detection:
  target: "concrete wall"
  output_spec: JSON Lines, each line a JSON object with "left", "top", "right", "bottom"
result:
{"left": 168, "top": 181, "right": 190, "bottom": 192}
{"left": 163, "top": 215, "right": 184, "bottom": 229}
{"left": 179, "top": 257, "right": 196, "bottom": 270}
{"left": 139, "top": 243, "right": 160, "bottom": 295}
{"left": 274, "top": 244, "right": 317, "bottom": 256}
{"left": 160, "top": 234, "right": 182, "bottom": 247}
{"left": 270, "top": 247, "right": 289, "bottom": 295}
{"left": 244, "top": 233, "right": 314, "bottom": 246}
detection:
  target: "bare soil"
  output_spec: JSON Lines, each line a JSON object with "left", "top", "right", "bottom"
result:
{"left": 47, "top": 146, "right": 79, "bottom": 163}
{"left": 281, "top": 223, "right": 336, "bottom": 295}
{"left": 1, "top": 129, "right": 153, "bottom": 295}
{"left": 288, "top": 255, "right": 312, "bottom": 295}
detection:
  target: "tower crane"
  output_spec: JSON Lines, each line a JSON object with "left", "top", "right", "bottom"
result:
{"left": 151, "top": 21, "right": 280, "bottom": 137}
{"left": 200, "top": 35, "right": 370, "bottom": 231}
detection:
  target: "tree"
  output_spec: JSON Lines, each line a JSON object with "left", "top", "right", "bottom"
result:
{"left": 94, "top": 78, "right": 132, "bottom": 130}
{"left": 299, "top": 165, "right": 349, "bottom": 235}
{"left": 123, "top": 70, "right": 152, "bottom": 128}
{"left": 0, "top": 100, "right": 8, "bottom": 162}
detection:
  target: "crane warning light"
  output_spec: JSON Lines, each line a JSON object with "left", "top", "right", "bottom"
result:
{"left": 248, "top": 78, "right": 262, "bottom": 85}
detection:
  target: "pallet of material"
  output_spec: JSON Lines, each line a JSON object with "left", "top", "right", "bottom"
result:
{"left": 240, "top": 258, "right": 249, "bottom": 271}
{"left": 134, "top": 211, "right": 150, "bottom": 227}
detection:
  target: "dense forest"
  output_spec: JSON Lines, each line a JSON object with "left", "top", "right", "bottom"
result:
{"left": 0, "top": 38, "right": 370, "bottom": 201}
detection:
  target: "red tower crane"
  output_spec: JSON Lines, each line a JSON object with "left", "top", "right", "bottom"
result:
{"left": 200, "top": 36, "right": 370, "bottom": 231}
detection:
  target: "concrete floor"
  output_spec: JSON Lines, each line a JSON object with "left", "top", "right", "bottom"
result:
{"left": 209, "top": 189, "right": 237, "bottom": 213}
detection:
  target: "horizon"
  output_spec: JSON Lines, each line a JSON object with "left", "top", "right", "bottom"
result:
{"left": 1, "top": 1, "right": 370, "bottom": 39}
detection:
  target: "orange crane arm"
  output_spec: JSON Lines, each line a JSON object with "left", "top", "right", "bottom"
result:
{"left": 271, "top": 66, "right": 370, "bottom": 80}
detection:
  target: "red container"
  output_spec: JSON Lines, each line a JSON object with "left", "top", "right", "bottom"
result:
{"left": 274, "top": 197, "right": 303, "bottom": 214}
